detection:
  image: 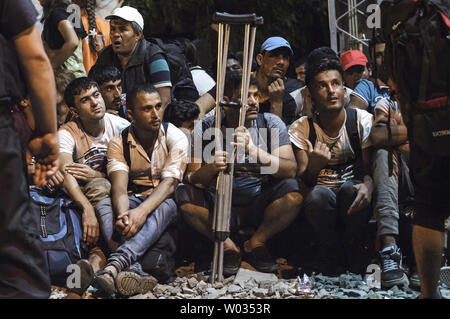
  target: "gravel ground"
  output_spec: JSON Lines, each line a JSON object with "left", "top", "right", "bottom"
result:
{"left": 49, "top": 267, "right": 450, "bottom": 300}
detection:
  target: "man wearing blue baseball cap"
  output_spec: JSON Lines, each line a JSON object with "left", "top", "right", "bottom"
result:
{"left": 255, "top": 36, "right": 300, "bottom": 126}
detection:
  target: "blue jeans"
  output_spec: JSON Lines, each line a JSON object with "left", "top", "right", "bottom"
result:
{"left": 95, "top": 195, "right": 178, "bottom": 270}
{"left": 372, "top": 149, "right": 399, "bottom": 237}
{"left": 302, "top": 180, "right": 372, "bottom": 273}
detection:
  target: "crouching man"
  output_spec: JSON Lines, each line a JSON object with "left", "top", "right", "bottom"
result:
{"left": 289, "top": 49, "right": 374, "bottom": 275}
{"left": 94, "top": 84, "right": 188, "bottom": 296}
{"left": 176, "top": 71, "right": 302, "bottom": 275}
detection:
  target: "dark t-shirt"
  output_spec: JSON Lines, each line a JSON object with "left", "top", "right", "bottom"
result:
{"left": 42, "top": 7, "right": 87, "bottom": 50}
{"left": 192, "top": 112, "right": 291, "bottom": 205}
{"left": 0, "top": 0, "right": 38, "bottom": 101}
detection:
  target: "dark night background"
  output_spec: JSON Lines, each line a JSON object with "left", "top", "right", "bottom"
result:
{"left": 124, "top": 0, "right": 330, "bottom": 78}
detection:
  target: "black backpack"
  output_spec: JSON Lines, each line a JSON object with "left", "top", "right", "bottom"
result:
{"left": 380, "top": 0, "right": 450, "bottom": 156}
{"left": 147, "top": 38, "right": 199, "bottom": 102}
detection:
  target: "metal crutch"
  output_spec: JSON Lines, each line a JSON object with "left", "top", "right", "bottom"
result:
{"left": 210, "top": 12, "right": 263, "bottom": 284}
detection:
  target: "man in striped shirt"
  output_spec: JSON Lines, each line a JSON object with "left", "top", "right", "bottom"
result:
{"left": 94, "top": 6, "right": 172, "bottom": 110}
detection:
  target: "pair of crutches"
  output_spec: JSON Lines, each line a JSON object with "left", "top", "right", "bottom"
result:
{"left": 210, "top": 12, "right": 263, "bottom": 283}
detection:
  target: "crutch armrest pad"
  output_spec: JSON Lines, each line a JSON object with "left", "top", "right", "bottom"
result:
{"left": 213, "top": 12, "right": 264, "bottom": 25}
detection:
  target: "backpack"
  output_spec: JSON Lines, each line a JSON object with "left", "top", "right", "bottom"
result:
{"left": 147, "top": 37, "right": 199, "bottom": 102}
{"left": 139, "top": 226, "right": 178, "bottom": 284}
{"left": 307, "top": 107, "right": 364, "bottom": 180}
{"left": 29, "top": 188, "right": 87, "bottom": 286}
{"left": 380, "top": 0, "right": 450, "bottom": 156}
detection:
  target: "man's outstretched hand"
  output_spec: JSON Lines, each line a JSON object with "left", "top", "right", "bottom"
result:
{"left": 28, "top": 132, "right": 59, "bottom": 187}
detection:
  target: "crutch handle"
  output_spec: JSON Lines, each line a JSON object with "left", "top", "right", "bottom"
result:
{"left": 219, "top": 100, "right": 242, "bottom": 108}
{"left": 213, "top": 12, "right": 264, "bottom": 25}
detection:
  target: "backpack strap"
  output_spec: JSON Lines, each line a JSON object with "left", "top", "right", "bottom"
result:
{"left": 307, "top": 116, "right": 317, "bottom": 148}
{"left": 121, "top": 126, "right": 131, "bottom": 168}
{"left": 344, "top": 107, "right": 362, "bottom": 159}
{"left": 162, "top": 122, "right": 169, "bottom": 135}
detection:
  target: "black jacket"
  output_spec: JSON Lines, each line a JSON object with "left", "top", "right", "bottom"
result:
{"left": 95, "top": 38, "right": 164, "bottom": 94}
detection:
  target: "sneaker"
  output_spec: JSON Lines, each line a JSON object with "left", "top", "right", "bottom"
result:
{"left": 223, "top": 250, "right": 241, "bottom": 277}
{"left": 409, "top": 271, "right": 420, "bottom": 289}
{"left": 379, "top": 245, "right": 409, "bottom": 288}
{"left": 115, "top": 266, "right": 158, "bottom": 297}
{"left": 440, "top": 266, "right": 450, "bottom": 288}
{"left": 244, "top": 245, "right": 279, "bottom": 273}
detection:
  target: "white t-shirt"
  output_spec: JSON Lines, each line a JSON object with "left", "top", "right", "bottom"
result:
{"left": 289, "top": 108, "right": 373, "bottom": 188}
{"left": 58, "top": 113, "right": 130, "bottom": 172}
{"left": 190, "top": 66, "right": 216, "bottom": 97}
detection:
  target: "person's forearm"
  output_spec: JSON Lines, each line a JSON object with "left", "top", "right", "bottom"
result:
{"left": 371, "top": 124, "right": 409, "bottom": 147}
{"left": 158, "top": 87, "right": 171, "bottom": 111}
{"left": 63, "top": 173, "right": 92, "bottom": 210}
{"left": 195, "top": 93, "right": 215, "bottom": 119}
{"left": 138, "top": 178, "right": 178, "bottom": 217}
{"left": 48, "top": 42, "right": 77, "bottom": 68}
{"left": 112, "top": 184, "right": 130, "bottom": 217}
{"left": 249, "top": 146, "right": 296, "bottom": 179}
{"left": 18, "top": 28, "right": 57, "bottom": 135}
{"left": 301, "top": 162, "right": 322, "bottom": 187}
{"left": 188, "top": 164, "right": 219, "bottom": 187}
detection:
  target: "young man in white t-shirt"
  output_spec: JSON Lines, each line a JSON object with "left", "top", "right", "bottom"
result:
{"left": 289, "top": 48, "right": 374, "bottom": 275}
{"left": 58, "top": 77, "right": 129, "bottom": 292}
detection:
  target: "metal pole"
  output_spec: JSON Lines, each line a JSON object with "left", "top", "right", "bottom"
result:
{"left": 328, "top": 0, "right": 338, "bottom": 52}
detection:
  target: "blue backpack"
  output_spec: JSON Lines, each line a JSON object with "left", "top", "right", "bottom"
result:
{"left": 29, "top": 188, "right": 87, "bottom": 286}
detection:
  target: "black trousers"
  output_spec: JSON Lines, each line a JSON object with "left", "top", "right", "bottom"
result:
{"left": 0, "top": 115, "right": 50, "bottom": 298}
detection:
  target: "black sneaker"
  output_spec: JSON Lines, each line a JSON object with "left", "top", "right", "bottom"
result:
{"left": 379, "top": 245, "right": 409, "bottom": 288}
{"left": 223, "top": 250, "right": 242, "bottom": 277}
{"left": 244, "top": 246, "right": 279, "bottom": 273}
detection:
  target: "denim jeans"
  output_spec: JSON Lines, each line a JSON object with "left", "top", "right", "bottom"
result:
{"left": 95, "top": 195, "right": 178, "bottom": 270}
{"left": 302, "top": 180, "right": 372, "bottom": 273}
{"left": 372, "top": 148, "right": 400, "bottom": 237}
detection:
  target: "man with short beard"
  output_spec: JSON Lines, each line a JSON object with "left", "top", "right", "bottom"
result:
{"left": 94, "top": 6, "right": 172, "bottom": 110}
{"left": 93, "top": 84, "right": 188, "bottom": 296}
{"left": 88, "top": 64, "right": 126, "bottom": 118}
{"left": 289, "top": 48, "right": 374, "bottom": 275}
{"left": 176, "top": 71, "right": 302, "bottom": 275}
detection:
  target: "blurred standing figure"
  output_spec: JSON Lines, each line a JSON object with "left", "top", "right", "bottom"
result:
{"left": 40, "top": 0, "right": 87, "bottom": 77}
{"left": 0, "top": 0, "right": 59, "bottom": 298}
{"left": 72, "top": 0, "right": 111, "bottom": 73}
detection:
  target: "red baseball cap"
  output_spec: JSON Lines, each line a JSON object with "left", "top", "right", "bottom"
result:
{"left": 339, "top": 50, "right": 368, "bottom": 71}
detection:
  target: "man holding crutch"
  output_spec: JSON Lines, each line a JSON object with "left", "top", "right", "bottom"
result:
{"left": 175, "top": 71, "right": 302, "bottom": 276}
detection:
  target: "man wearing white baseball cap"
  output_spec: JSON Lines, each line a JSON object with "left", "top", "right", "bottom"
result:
{"left": 94, "top": 6, "right": 172, "bottom": 110}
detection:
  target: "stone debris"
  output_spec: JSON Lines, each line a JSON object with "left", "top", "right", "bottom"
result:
{"left": 51, "top": 267, "right": 450, "bottom": 299}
